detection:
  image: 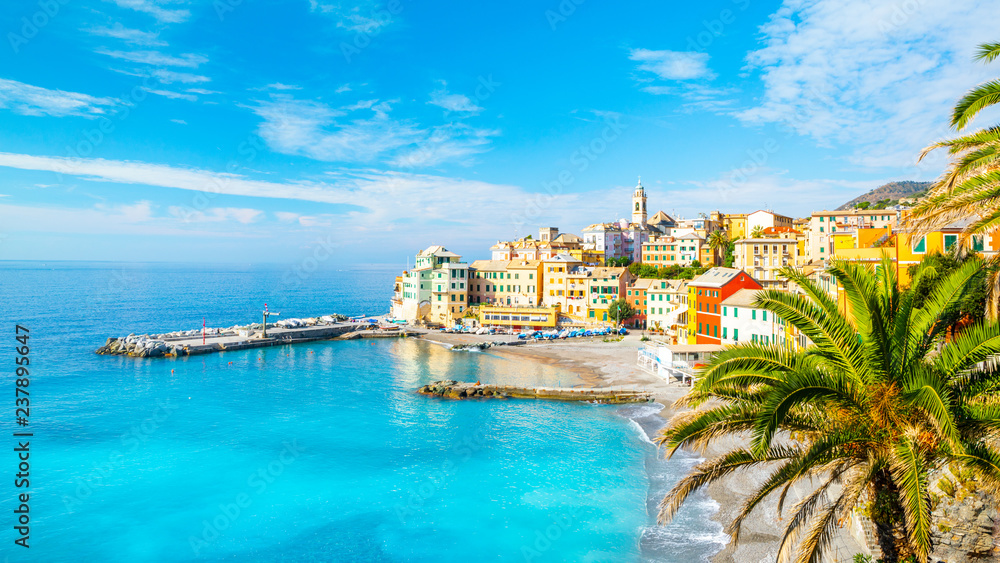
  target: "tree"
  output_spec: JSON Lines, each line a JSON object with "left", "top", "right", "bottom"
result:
{"left": 708, "top": 231, "right": 730, "bottom": 266}
{"left": 751, "top": 225, "right": 765, "bottom": 238}
{"left": 657, "top": 256, "right": 1000, "bottom": 563}
{"left": 606, "top": 298, "right": 635, "bottom": 327}
{"left": 911, "top": 41, "right": 1000, "bottom": 245}
{"left": 856, "top": 201, "right": 872, "bottom": 210}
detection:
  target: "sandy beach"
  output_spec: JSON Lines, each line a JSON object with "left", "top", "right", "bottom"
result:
{"left": 414, "top": 329, "right": 865, "bottom": 562}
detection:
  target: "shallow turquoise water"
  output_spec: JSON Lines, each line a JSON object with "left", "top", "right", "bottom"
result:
{"left": 0, "top": 262, "right": 724, "bottom": 561}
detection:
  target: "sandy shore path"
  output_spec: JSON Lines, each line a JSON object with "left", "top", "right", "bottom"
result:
{"left": 412, "top": 329, "right": 865, "bottom": 562}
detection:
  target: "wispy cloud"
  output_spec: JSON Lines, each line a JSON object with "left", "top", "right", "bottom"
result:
{"left": 391, "top": 123, "right": 498, "bottom": 168}
{"left": 168, "top": 206, "right": 264, "bottom": 224}
{"left": 107, "top": 0, "right": 191, "bottom": 24}
{"left": 308, "top": 0, "right": 396, "bottom": 33}
{"left": 0, "top": 78, "right": 115, "bottom": 118}
{"left": 253, "top": 96, "right": 421, "bottom": 163}
{"left": 735, "top": 0, "right": 998, "bottom": 170}
{"left": 629, "top": 49, "right": 716, "bottom": 81}
{"left": 428, "top": 83, "right": 483, "bottom": 114}
{"left": 97, "top": 50, "right": 208, "bottom": 68}
{"left": 147, "top": 89, "right": 197, "bottom": 101}
{"left": 86, "top": 23, "right": 167, "bottom": 47}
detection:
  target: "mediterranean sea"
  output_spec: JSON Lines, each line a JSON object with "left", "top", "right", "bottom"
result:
{"left": 0, "top": 262, "right": 724, "bottom": 562}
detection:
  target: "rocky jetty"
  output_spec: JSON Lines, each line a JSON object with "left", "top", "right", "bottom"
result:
{"left": 418, "top": 380, "right": 653, "bottom": 404}
{"left": 96, "top": 335, "right": 177, "bottom": 358}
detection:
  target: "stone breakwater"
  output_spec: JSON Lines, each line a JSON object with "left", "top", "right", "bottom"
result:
{"left": 93, "top": 315, "right": 411, "bottom": 358}
{"left": 418, "top": 380, "right": 653, "bottom": 404}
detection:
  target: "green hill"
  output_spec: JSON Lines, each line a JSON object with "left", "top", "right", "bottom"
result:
{"left": 836, "top": 180, "right": 932, "bottom": 210}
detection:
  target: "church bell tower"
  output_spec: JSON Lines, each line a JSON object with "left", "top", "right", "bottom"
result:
{"left": 632, "top": 176, "right": 647, "bottom": 227}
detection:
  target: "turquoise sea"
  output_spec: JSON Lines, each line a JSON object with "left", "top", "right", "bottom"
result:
{"left": 0, "top": 262, "right": 724, "bottom": 562}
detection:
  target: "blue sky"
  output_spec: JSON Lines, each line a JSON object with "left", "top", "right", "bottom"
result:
{"left": 0, "top": 0, "right": 996, "bottom": 264}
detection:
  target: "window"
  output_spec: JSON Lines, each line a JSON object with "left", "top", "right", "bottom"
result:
{"left": 733, "top": 328, "right": 738, "bottom": 341}
{"left": 819, "top": 227, "right": 824, "bottom": 233}
{"left": 752, "top": 310, "right": 757, "bottom": 320}
{"left": 762, "top": 311, "right": 767, "bottom": 321}
{"left": 973, "top": 235, "right": 985, "bottom": 252}
{"left": 723, "top": 306, "right": 727, "bottom": 316}
{"left": 698, "top": 323, "right": 702, "bottom": 334}
{"left": 734, "top": 308, "right": 738, "bottom": 318}
{"left": 723, "top": 327, "right": 727, "bottom": 339}
{"left": 820, "top": 247, "right": 825, "bottom": 254}
{"left": 714, "top": 325, "right": 718, "bottom": 337}
{"left": 944, "top": 234, "right": 958, "bottom": 252}
{"left": 714, "top": 304, "right": 718, "bottom": 314}
{"left": 912, "top": 236, "right": 926, "bottom": 253}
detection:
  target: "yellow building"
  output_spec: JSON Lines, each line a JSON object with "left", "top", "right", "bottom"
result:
{"left": 568, "top": 247, "right": 604, "bottom": 266}
{"left": 469, "top": 259, "right": 543, "bottom": 306}
{"left": 724, "top": 213, "right": 749, "bottom": 239}
{"left": 479, "top": 305, "right": 558, "bottom": 329}
{"left": 541, "top": 253, "right": 584, "bottom": 312}
{"left": 833, "top": 226, "right": 992, "bottom": 286}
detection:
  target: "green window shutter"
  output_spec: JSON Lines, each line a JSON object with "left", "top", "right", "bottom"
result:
{"left": 752, "top": 310, "right": 756, "bottom": 320}
{"left": 733, "top": 328, "right": 738, "bottom": 341}
{"left": 913, "top": 236, "right": 926, "bottom": 253}
{"left": 944, "top": 234, "right": 958, "bottom": 252}
{"left": 763, "top": 311, "right": 767, "bottom": 321}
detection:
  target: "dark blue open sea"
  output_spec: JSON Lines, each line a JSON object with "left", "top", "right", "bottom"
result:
{"left": 0, "top": 262, "right": 724, "bottom": 562}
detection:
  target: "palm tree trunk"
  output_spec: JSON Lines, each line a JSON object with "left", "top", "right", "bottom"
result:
{"left": 870, "top": 472, "right": 906, "bottom": 563}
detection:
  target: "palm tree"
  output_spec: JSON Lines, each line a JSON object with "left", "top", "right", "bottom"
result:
{"left": 707, "top": 230, "right": 729, "bottom": 266}
{"left": 657, "top": 256, "right": 1000, "bottom": 563}
{"left": 750, "top": 225, "right": 765, "bottom": 238}
{"left": 911, "top": 42, "right": 1000, "bottom": 239}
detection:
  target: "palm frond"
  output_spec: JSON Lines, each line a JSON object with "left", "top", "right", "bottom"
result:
{"left": 953, "top": 79, "right": 1000, "bottom": 130}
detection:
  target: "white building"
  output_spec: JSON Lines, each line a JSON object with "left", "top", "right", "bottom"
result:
{"left": 746, "top": 210, "right": 793, "bottom": 237}
{"left": 720, "top": 289, "right": 806, "bottom": 348}
{"left": 646, "top": 279, "right": 689, "bottom": 343}
{"left": 808, "top": 210, "right": 900, "bottom": 263}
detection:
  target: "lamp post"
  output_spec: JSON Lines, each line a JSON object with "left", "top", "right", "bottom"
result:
{"left": 261, "top": 303, "right": 280, "bottom": 338}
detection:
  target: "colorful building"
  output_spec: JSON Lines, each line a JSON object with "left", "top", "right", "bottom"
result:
{"left": 721, "top": 288, "right": 807, "bottom": 349}
{"left": 646, "top": 279, "right": 688, "bottom": 343}
{"left": 394, "top": 246, "right": 468, "bottom": 325}
{"left": 626, "top": 278, "right": 654, "bottom": 328}
{"left": 468, "top": 259, "right": 543, "bottom": 307}
{"left": 808, "top": 209, "right": 900, "bottom": 263}
{"left": 687, "top": 268, "right": 762, "bottom": 345}
{"left": 641, "top": 232, "right": 706, "bottom": 267}
{"left": 479, "top": 304, "right": 558, "bottom": 330}
{"left": 732, "top": 238, "right": 799, "bottom": 289}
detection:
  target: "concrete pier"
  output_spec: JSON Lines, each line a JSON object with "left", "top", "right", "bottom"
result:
{"left": 418, "top": 380, "right": 653, "bottom": 404}
{"left": 96, "top": 322, "right": 415, "bottom": 358}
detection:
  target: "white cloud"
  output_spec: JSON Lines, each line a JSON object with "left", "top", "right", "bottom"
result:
{"left": 168, "top": 206, "right": 263, "bottom": 224}
{"left": 629, "top": 49, "right": 716, "bottom": 81}
{"left": 151, "top": 69, "right": 211, "bottom": 84}
{"left": 87, "top": 23, "right": 167, "bottom": 47}
{"left": 147, "top": 89, "right": 197, "bottom": 101}
{"left": 735, "top": 0, "right": 999, "bottom": 170}
{"left": 391, "top": 123, "right": 498, "bottom": 168}
{"left": 263, "top": 83, "right": 302, "bottom": 91}
{"left": 171, "top": 118, "right": 188, "bottom": 124}
{"left": 97, "top": 50, "right": 208, "bottom": 68}
{"left": 428, "top": 83, "right": 483, "bottom": 114}
{"left": 335, "top": 84, "right": 352, "bottom": 94}
{"left": 308, "top": 0, "right": 396, "bottom": 34}
{"left": 0, "top": 151, "right": 609, "bottom": 242}
{"left": 0, "top": 78, "right": 115, "bottom": 118}
{"left": 108, "top": 0, "right": 190, "bottom": 24}
{"left": 185, "top": 88, "right": 221, "bottom": 95}
{"left": 253, "top": 95, "right": 497, "bottom": 166}
{"left": 253, "top": 97, "right": 422, "bottom": 163}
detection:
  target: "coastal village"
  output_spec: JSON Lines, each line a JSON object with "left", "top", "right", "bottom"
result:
{"left": 390, "top": 178, "right": 985, "bottom": 383}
